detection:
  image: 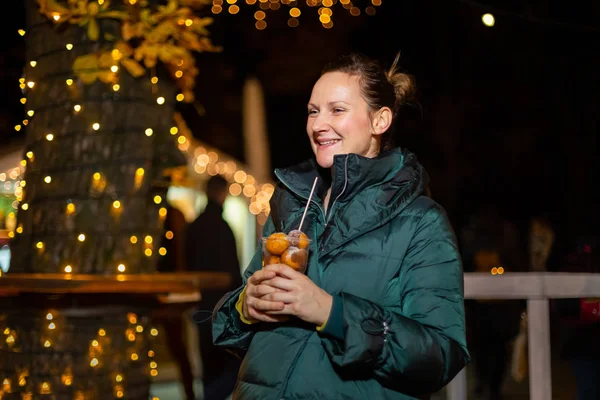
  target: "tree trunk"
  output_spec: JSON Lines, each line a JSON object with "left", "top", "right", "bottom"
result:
{"left": 1, "top": 1, "right": 186, "bottom": 398}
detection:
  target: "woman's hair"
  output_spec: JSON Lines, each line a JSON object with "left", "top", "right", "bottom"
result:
{"left": 321, "top": 52, "right": 416, "bottom": 150}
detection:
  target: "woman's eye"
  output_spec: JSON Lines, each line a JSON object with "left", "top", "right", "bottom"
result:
{"left": 308, "top": 109, "right": 318, "bottom": 115}
{"left": 333, "top": 108, "right": 345, "bottom": 113}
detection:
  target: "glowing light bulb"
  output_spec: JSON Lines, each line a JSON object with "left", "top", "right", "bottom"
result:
{"left": 482, "top": 13, "right": 495, "bottom": 27}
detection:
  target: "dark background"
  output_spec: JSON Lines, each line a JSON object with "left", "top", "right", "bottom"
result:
{"left": 1, "top": 0, "right": 598, "bottom": 269}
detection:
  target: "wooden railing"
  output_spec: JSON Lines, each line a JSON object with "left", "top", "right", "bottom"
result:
{"left": 447, "top": 272, "right": 600, "bottom": 400}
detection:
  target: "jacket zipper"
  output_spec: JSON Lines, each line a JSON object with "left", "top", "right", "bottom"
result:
{"left": 325, "top": 156, "right": 349, "bottom": 224}
{"left": 274, "top": 170, "right": 326, "bottom": 224}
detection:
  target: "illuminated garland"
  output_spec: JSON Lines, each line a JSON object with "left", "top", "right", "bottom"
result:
{"left": 173, "top": 112, "right": 274, "bottom": 226}
{"left": 210, "top": 0, "right": 383, "bottom": 30}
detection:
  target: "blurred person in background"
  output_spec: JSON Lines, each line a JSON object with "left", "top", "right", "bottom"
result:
{"left": 461, "top": 204, "right": 524, "bottom": 400}
{"left": 187, "top": 175, "right": 242, "bottom": 400}
{"left": 155, "top": 203, "right": 196, "bottom": 400}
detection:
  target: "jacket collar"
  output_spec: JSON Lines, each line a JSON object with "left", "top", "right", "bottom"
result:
{"left": 274, "top": 148, "right": 429, "bottom": 253}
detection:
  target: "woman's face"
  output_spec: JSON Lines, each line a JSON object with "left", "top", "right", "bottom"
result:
{"left": 306, "top": 72, "right": 380, "bottom": 169}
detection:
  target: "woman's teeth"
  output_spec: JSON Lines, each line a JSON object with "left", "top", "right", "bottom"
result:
{"left": 319, "top": 140, "right": 339, "bottom": 146}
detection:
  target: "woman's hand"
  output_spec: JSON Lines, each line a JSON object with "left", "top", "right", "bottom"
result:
{"left": 260, "top": 264, "right": 333, "bottom": 326}
{"left": 243, "top": 268, "right": 289, "bottom": 323}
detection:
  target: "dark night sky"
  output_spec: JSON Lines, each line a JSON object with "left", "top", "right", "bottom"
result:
{"left": 1, "top": 0, "right": 599, "bottom": 267}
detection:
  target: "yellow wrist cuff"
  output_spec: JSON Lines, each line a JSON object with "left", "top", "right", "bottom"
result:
{"left": 236, "top": 286, "right": 258, "bottom": 325}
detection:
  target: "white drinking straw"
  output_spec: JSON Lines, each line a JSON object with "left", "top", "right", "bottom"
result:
{"left": 298, "top": 177, "right": 318, "bottom": 232}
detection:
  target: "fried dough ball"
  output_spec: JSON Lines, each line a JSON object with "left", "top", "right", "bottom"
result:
{"left": 263, "top": 254, "right": 281, "bottom": 266}
{"left": 265, "top": 232, "right": 290, "bottom": 255}
{"left": 288, "top": 229, "right": 310, "bottom": 249}
{"left": 281, "top": 247, "right": 308, "bottom": 271}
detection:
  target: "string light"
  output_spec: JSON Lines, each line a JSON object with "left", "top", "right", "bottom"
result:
{"left": 213, "top": 0, "right": 380, "bottom": 28}
{"left": 482, "top": 13, "right": 495, "bottom": 27}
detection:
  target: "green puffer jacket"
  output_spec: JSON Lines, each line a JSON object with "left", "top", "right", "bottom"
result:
{"left": 212, "top": 148, "right": 470, "bottom": 399}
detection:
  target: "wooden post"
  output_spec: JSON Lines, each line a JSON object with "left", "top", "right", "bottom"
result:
{"left": 527, "top": 299, "right": 552, "bottom": 400}
{"left": 446, "top": 367, "right": 467, "bottom": 400}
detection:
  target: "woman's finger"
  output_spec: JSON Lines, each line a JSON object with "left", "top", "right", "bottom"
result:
{"left": 250, "top": 297, "right": 285, "bottom": 312}
{"left": 247, "top": 269, "right": 277, "bottom": 285}
{"left": 261, "top": 276, "right": 296, "bottom": 291}
{"left": 263, "top": 263, "right": 304, "bottom": 279}
{"left": 261, "top": 291, "right": 296, "bottom": 304}
{"left": 252, "top": 283, "right": 279, "bottom": 297}
{"left": 265, "top": 304, "right": 296, "bottom": 316}
{"left": 248, "top": 307, "right": 286, "bottom": 323}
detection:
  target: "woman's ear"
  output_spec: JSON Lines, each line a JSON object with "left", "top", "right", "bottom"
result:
{"left": 372, "top": 107, "right": 393, "bottom": 136}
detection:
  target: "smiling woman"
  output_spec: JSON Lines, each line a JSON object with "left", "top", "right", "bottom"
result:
{"left": 211, "top": 52, "right": 470, "bottom": 400}
{"left": 306, "top": 53, "right": 415, "bottom": 169}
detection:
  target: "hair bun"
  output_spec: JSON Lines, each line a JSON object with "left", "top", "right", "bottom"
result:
{"left": 386, "top": 53, "right": 416, "bottom": 109}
